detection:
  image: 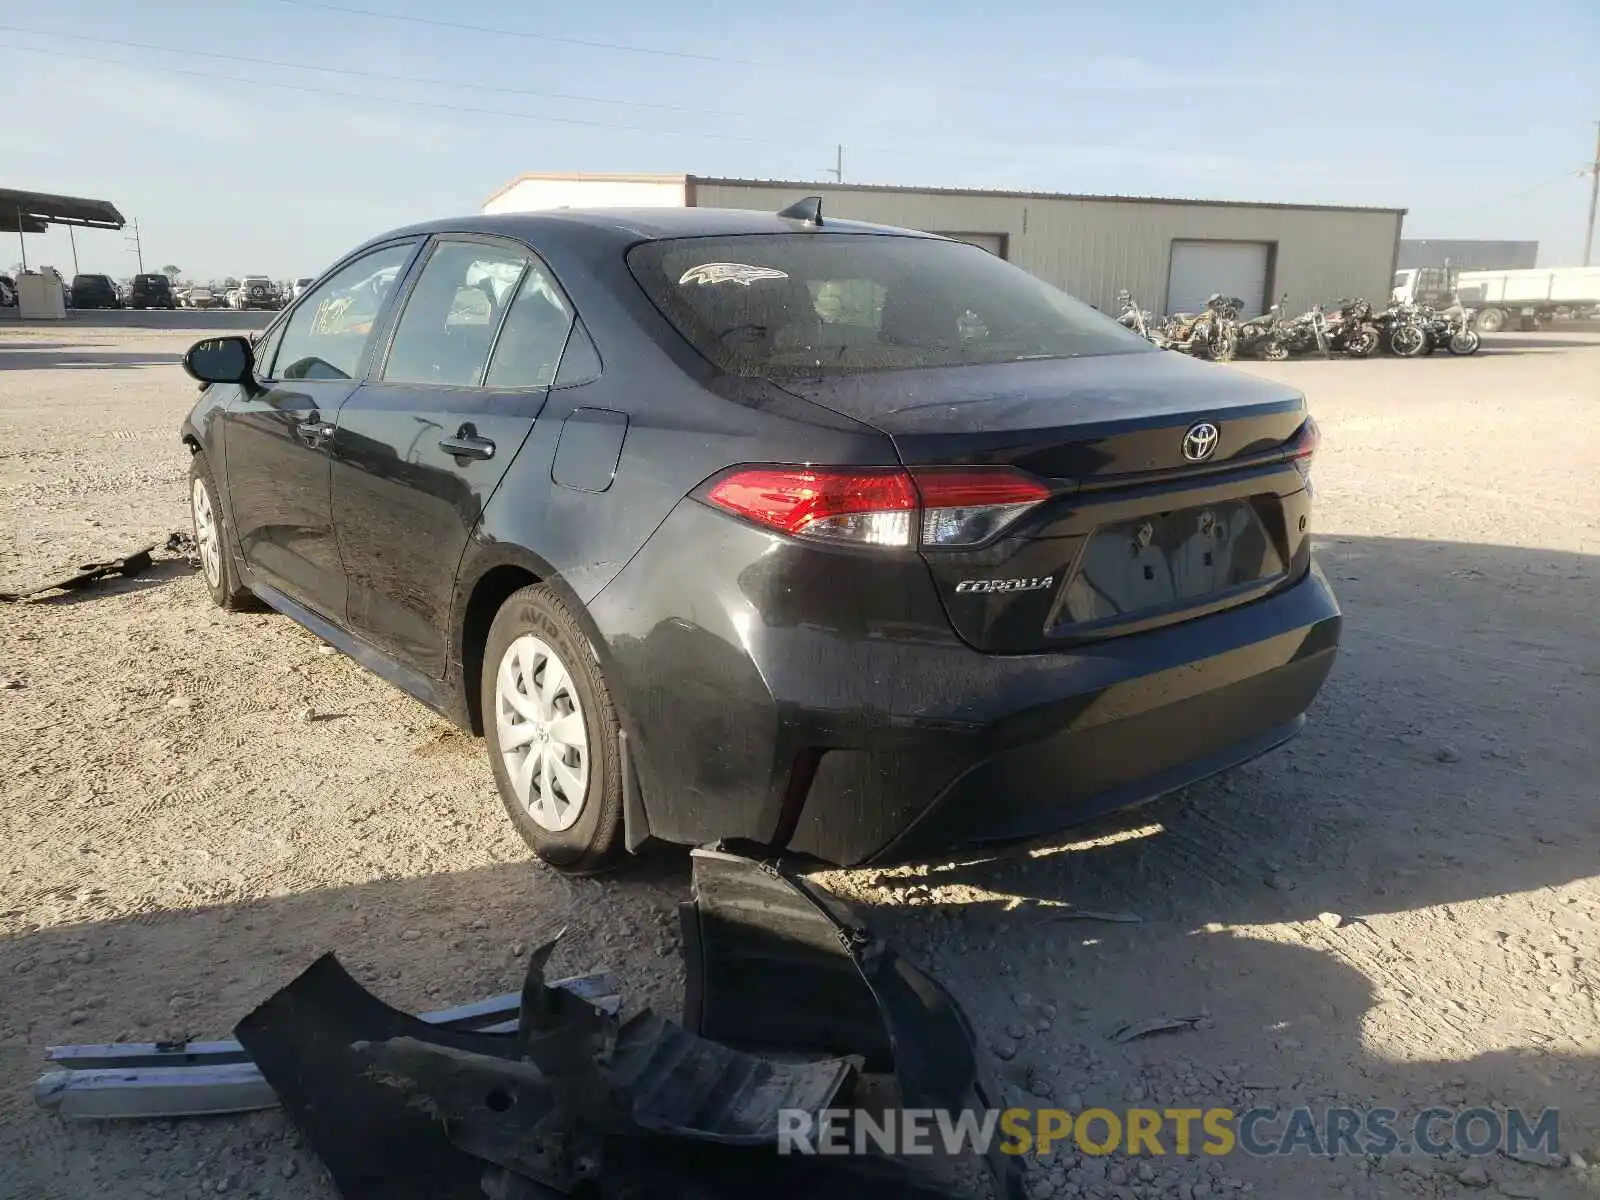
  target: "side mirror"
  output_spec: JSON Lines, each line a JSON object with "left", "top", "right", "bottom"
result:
{"left": 184, "top": 336, "right": 255, "bottom": 386}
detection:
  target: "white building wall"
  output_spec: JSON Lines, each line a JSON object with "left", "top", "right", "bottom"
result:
{"left": 483, "top": 174, "right": 687, "bottom": 214}
{"left": 688, "top": 181, "right": 1403, "bottom": 316}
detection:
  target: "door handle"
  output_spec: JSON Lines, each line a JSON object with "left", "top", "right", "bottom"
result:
{"left": 293, "top": 412, "right": 335, "bottom": 448}
{"left": 440, "top": 424, "right": 495, "bottom": 461}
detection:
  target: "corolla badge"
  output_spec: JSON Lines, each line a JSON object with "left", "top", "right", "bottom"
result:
{"left": 955, "top": 576, "right": 1054, "bottom": 594}
{"left": 1182, "top": 422, "right": 1220, "bottom": 463}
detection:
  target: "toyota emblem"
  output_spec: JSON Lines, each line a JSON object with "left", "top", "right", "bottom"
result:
{"left": 1182, "top": 422, "right": 1219, "bottom": 463}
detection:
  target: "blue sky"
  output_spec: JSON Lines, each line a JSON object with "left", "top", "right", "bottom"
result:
{"left": 2, "top": 0, "right": 1595, "bottom": 280}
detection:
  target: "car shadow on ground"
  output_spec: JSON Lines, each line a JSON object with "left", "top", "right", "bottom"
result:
{"left": 0, "top": 349, "right": 184, "bottom": 371}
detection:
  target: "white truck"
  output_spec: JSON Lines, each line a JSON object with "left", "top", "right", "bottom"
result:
{"left": 1392, "top": 266, "right": 1600, "bottom": 332}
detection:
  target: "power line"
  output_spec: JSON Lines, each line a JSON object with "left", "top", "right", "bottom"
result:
{"left": 1433, "top": 171, "right": 1583, "bottom": 216}
{"left": 0, "top": 23, "right": 742, "bottom": 117}
{"left": 262, "top": 0, "right": 775, "bottom": 68}
{"left": 0, "top": 40, "right": 1058, "bottom": 165}
{"left": 0, "top": 42, "right": 788, "bottom": 145}
{"left": 256, "top": 0, "right": 1151, "bottom": 105}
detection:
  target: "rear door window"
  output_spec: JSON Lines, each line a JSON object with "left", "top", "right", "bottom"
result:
{"left": 627, "top": 233, "right": 1150, "bottom": 379}
{"left": 381, "top": 241, "right": 530, "bottom": 387}
{"left": 484, "top": 262, "right": 578, "bottom": 389}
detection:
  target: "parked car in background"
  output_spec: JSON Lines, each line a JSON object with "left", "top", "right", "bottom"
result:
{"left": 181, "top": 286, "right": 220, "bottom": 309}
{"left": 128, "top": 273, "right": 178, "bottom": 310}
{"left": 0, "top": 274, "right": 15, "bottom": 307}
{"left": 292, "top": 277, "right": 314, "bottom": 300}
{"left": 69, "top": 274, "right": 122, "bottom": 309}
{"left": 228, "top": 275, "right": 283, "bottom": 310}
{"left": 178, "top": 206, "right": 1340, "bottom": 874}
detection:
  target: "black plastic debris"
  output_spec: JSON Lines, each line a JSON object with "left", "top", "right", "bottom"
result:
{"left": 0, "top": 531, "right": 195, "bottom": 601}
{"left": 169, "top": 849, "right": 1020, "bottom": 1199}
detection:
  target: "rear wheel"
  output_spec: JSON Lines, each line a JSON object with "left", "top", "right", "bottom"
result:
{"left": 1475, "top": 307, "right": 1505, "bottom": 333}
{"left": 1263, "top": 340, "right": 1290, "bottom": 361}
{"left": 482, "top": 585, "right": 624, "bottom": 873}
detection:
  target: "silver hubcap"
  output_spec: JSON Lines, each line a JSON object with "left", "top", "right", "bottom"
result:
{"left": 495, "top": 635, "right": 589, "bottom": 832}
{"left": 191, "top": 477, "right": 222, "bottom": 589}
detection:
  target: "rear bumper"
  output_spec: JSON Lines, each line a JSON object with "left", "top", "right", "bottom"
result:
{"left": 793, "top": 565, "right": 1339, "bottom": 865}
{"left": 591, "top": 502, "right": 1340, "bottom": 867}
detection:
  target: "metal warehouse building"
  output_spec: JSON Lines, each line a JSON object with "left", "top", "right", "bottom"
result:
{"left": 1398, "top": 238, "right": 1538, "bottom": 271}
{"left": 483, "top": 173, "right": 1406, "bottom": 319}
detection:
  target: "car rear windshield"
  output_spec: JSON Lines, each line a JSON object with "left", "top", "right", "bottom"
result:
{"left": 626, "top": 233, "right": 1152, "bottom": 377}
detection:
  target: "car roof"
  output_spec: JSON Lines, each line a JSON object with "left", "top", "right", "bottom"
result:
{"left": 375, "top": 206, "right": 942, "bottom": 248}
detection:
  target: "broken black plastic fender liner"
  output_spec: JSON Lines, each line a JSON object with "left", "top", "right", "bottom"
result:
{"left": 681, "top": 847, "right": 1026, "bottom": 1200}
{"left": 234, "top": 953, "right": 509, "bottom": 1200}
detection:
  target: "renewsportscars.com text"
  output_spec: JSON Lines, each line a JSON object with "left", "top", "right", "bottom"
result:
{"left": 778, "top": 1106, "right": 1560, "bottom": 1159}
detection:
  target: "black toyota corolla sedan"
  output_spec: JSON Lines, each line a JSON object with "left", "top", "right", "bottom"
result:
{"left": 179, "top": 202, "right": 1340, "bottom": 872}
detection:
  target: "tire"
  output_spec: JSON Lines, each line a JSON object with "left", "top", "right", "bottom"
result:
{"left": 189, "top": 453, "right": 255, "bottom": 611}
{"left": 1390, "top": 325, "right": 1427, "bottom": 358}
{"left": 1475, "top": 307, "right": 1505, "bottom": 334}
{"left": 481, "top": 584, "right": 624, "bottom": 873}
{"left": 1345, "top": 331, "right": 1378, "bottom": 358}
{"left": 1448, "top": 329, "right": 1481, "bottom": 356}
{"left": 1263, "top": 340, "right": 1290, "bottom": 361}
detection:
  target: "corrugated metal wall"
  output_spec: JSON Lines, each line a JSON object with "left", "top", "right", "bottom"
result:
{"left": 690, "top": 181, "right": 1403, "bottom": 316}
{"left": 1397, "top": 239, "right": 1539, "bottom": 271}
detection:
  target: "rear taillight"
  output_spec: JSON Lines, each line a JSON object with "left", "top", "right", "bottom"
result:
{"left": 1287, "top": 416, "right": 1319, "bottom": 480}
{"left": 911, "top": 467, "right": 1052, "bottom": 547}
{"left": 703, "top": 465, "right": 1051, "bottom": 549}
{"left": 706, "top": 468, "right": 917, "bottom": 547}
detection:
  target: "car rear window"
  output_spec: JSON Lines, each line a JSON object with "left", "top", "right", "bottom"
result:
{"left": 626, "top": 233, "right": 1151, "bottom": 378}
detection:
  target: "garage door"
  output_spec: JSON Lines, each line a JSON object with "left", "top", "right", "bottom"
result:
{"left": 1166, "top": 241, "right": 1271, "bottom": 317}
{"left": 934, "top": 232, "right": 1006, "bottom": 258}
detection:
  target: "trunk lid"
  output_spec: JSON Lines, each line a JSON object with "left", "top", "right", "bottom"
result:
{"left": 776, "top": 353, "right": 1316, "bottom": 653}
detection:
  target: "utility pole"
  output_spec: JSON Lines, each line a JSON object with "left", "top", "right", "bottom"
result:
{"left": 126, "top": 218, "right": 144, "bottom": 274}
{"left": 68, "top": 226, "right": 80, "bottom": 275}
{"left": 15, "top": 204, "right": 25, "bottom": 272}
{"left": 1584, "top": 121, "right": 1600, "bottom": 268}
{"left": 822, "top": 144, "right": 843, "bottom": 183}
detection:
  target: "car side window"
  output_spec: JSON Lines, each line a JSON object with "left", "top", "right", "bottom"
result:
{"left": 381, "top": 242, "right": 530, "bottom": 387}
{"left": 484, "top": 262, "right": 577, "bottom": 389}
{"left": 268, "top": 242, "right": 416, "bottom": 382}
{"left": 552, "top": 318, "right": 601, "bottom": 388}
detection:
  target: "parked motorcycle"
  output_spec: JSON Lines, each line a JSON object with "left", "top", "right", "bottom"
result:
{"left": 1423, "top": 295, "right": 1482, "bottom": 355}
{"left": 1373, "top": 302, "right": 1429, "bottom": 357}
{"left": 1235, "top": 294, "right": 1290, "bottom": 360}
{"left": 1160, "top": 293, "right": 1241, "bottom": 361}
{"left": 1114, "top": 289, "right": 1155, "bottom": 340}
{"left": 1324, "top": 298, "right": 1381, "bottom": 357}
{"left": 1271, "top": 304, "right": 1332, "bottom": 358}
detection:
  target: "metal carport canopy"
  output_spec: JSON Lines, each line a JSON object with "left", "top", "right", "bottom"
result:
{"left": 0, "top": 187, "right": 125, "bottom": 233}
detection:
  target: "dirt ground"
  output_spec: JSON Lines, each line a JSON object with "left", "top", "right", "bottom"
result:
{"left": 1, "top": 316, "right": 1596, "bottom": 1200}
